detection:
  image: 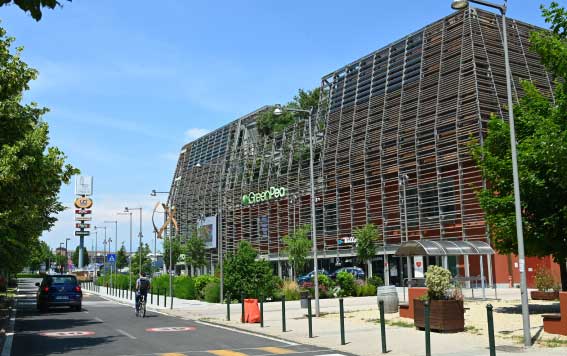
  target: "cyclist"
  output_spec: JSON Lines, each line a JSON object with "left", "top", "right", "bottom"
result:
{"left": 135, "top": 272, "right": 150, "bottom": 315}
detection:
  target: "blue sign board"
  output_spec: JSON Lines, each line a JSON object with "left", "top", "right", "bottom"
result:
{"left": 106, "top": 254, "right": 116, "bottom": 262}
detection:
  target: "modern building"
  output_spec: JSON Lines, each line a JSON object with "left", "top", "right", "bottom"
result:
{"left": 169, "top": 8, "right": 556, "bottom": 287}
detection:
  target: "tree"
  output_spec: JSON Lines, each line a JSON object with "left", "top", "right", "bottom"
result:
{"left": 71, "top": 246, "right": 89, "bottom": 267}
{"left": 471, "top": 2, "right": 567, "bottom": 290}
{"left": 163, "top": 235, "right": 183, "bottom": 273}
{"left": 0, "top": 0, "right": 71, "bottom": 21}
{"left": 256, "top": 88, "right": 320, "bottom": 136}
{"left": 224, "top": 241, "right": 278, "bottom": 299}
{"left": 0, "top": 25, "right": 78, "bottom": 275}
{"left": 354, "top": 223, "right": 381, "bottom": 278}
{"left": 283, "top": 225, "right": 312, "bottom": 279}
{"left": 130, "top": 243, "right": 152, "bottom": 275}
{"left": 185, "top": 230, "right": 206, "bottom": 275}
{"left": 28, "top": 240, "right": 53, "bottom": 271}
{"left": 116, "top": 245, "right": 128, "bottom": 270}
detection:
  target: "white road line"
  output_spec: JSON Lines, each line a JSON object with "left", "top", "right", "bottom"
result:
{"left": 116, "top": 329, "right": 137, "bottom": 339}
{"left": 94, "top": 317, "right": 104, "bottom": 323}
{"left": 1, "top": 298, "right": 17, "bottom": 356}
{"left": 194, "top": 320, "right": 298, "bottom": 346}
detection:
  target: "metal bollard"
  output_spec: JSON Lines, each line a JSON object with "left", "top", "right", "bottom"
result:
{"left": 151, "top": 287, "right": 153, "bottom": 304}
{"left": 487, "top": 304, "right": 496, "bottom": 356}
{"left": 339, "top": 298, "right": 346, "bottom": 345}
{"left": 379, "top": 300, "right": 387, "bottom": 353}
{"left": 227, "top": 299, "right": 231, "bottom": 321}
{"left": 157, "top": 288, "right": 160, "bottom": 306}
{"left": 282, "top": 296, "right": 286, "bottom": 332}
{"left": 307, "top": 297, "right": 313, "bottom": 338}
{"left": 241, "top": 293, "right": 245, "bottom": 323}
{"left": 424, "top": 301, "right": 431, "bottom": 356}
{"left": 260, "top": 295, "right": 264, "bottom": 327}
{"left": 164, "top": 289, "right": 167, "bottom": 308}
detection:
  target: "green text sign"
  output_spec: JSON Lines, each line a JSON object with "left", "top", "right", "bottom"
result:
{"left": 242, "top": 187, "right": 287, "bottom": 206}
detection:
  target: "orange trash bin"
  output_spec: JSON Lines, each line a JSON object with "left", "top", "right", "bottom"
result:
{"left": 244, "top": 299, "right": 261, "bottom": 323}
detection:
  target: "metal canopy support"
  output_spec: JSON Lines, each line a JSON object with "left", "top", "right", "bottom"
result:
{"left": 395, "top": 239, "right": 494, "bottom": 257}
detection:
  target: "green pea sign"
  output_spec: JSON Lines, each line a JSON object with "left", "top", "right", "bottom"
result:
{"left": 242, "top": 187, "right": 287, "bottom": 206}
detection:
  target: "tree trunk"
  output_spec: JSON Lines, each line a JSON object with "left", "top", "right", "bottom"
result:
{"left": 367, "top": 259, "right": 373, "bottom": 279}
{"left": 560, "top": 257, "right": 567, "bottom": 292}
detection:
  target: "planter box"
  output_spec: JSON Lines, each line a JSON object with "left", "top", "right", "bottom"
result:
{"left": 414, "top": 299, "right": 465, "bottom": 333}
{"left": 531, "top": 290, "right": 559, "bottom": 300}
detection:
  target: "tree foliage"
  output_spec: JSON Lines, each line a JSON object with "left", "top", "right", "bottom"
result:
{"left": 0, "top": 25, "right": 78, "bottom": 274}
{"left": 256, "top": 88, "right": 320, "bottom": 136}
{"left": 116, "top": 245, "right": 128, "bottom": 270}
{"left": 71, "top": 245, "right": 90, "bottom": 267}
{"left": 354, "top": 223, "right": 380, "bottom": 264}
{"left": 28, "top": 240, "right": 52, "bottom": 271}
{"left": 470, "top": 2, "right": 567, "bottom": 289}
{"left": 130, "top": 243, "right": 152, "bottom": 275}
{"left": 163, "top": 235, "right": 183, "bottom": 271}
{"left": 224, "top": 241, "right": 278, "bottom": 299}
{"left": 184, "top": 231, "right": 206, "bottom": 272}
{"left": 283, "top": 225, "right": 312, "bottom": 278}
{"left": 0, "top": 0, "right": 70, "bottom": 21}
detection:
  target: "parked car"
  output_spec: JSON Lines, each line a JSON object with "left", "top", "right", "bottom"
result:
{"left": 330, "top": 267, "right": 365, "bottom": 280}
{"left": 36, "top": 274, "right": 82, "bottom": 312}
{"left": 297, "top": 269, "right": 330, "bottom": 286}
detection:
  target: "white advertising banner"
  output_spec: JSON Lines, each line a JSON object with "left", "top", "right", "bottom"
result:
{"left": 197, "top": 215, "right": 217, "bottom": 249}
{"left": 414, "top": 256, "right": 424, "bottom": 278}
{"left": 75, "top": 176, "right": 93, "bottom": 196}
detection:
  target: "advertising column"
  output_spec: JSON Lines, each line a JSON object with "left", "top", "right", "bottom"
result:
{"left": 74, "top": 176, "right": 93, "bottom": 269}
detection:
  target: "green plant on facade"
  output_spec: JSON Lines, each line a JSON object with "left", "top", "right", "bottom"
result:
{"left": 283, "top": 225, "right": 312, "bottom": 279}
{"left": 424, "top": 265, "right": 453, "bottom": 300}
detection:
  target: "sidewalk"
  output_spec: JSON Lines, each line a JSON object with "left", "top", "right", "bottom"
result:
{"left": 84, "top": 284, "right": 567, "bottom": 356}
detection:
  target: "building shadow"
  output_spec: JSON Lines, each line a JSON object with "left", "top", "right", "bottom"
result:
{"left": 495, "top": 303, "right": 559, "bottom": 315}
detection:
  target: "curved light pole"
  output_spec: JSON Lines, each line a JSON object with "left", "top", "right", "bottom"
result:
{"left": 274, "top": 104, "right": 320, "bottom": 317}
{"left": 452, "top": 0, "right": 531, "bottom": 346}
{"left": 124, "top": 207, "right": 143, "bottom": 275}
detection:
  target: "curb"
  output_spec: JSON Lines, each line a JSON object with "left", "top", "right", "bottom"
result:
{"left": 1, "top": 287, "right": 18, "bottom": 356}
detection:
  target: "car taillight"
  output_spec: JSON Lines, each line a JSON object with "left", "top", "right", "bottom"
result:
{"left": 43, "top": 287, "right": 49, "bottom": 293}
{"left": 75, "top": 285, "right": 81, "bottom": 292}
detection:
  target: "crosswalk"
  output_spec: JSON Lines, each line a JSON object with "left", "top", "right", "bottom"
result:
{"left": 120, "top": 347, "right": 348, "bottom": 356}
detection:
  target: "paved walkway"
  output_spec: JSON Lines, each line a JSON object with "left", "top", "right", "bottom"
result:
{"left": 84, "top": 284, "right": 567, "bottom": 356}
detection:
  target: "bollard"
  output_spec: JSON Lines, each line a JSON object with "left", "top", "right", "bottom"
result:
{"left": 157, "top": 288, "right": 160, "bottom": 306}
{"left": 424, "top": 300, "right": 431, "bottom": 356}
{"left": 307, "top": 297, "right": 313, "bottom": 338}
{"left": 151, "top": 287, "right": 153, "bottom": 304}
{"left": 282, "top": 296, "right": 286, "bottom": 332}
{"left": 339, "top": 298, "right": 346, "bottom": 345}
{"left": 260, "top": 295, "right": 264, "bottom": 327}
{"left": 164, "top": 288, "right": 167, "bottom": 308}
{"left": 227, "top": 299, "right": 231, "bottom": 321}
{"left": 241, "top": 293, "right": 245, "bottom": 323}
{"left": 379, "top": 300, "right": 387, "bottom": 353}
{"left": 487, "top": 304, "right": 496, "bottom": 356}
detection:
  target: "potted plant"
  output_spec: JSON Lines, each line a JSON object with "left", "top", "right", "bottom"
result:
{"left": 414, "top": 265, "right": 465, "bottom": 332}
{"left": 531, "top": 268, "right": 560, "bottom": 300}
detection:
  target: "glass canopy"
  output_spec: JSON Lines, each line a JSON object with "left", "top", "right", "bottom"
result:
{"left": 394, "top": 239, "right": 494, "bottom": 256}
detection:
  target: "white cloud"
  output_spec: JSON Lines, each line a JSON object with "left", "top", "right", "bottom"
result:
{"left": 185, "top": 128, "right": 210, "bottom": 141}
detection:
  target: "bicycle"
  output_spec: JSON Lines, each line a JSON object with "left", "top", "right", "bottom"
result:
{"left": 136, "top": 294, "right": 146, "bottom": 318}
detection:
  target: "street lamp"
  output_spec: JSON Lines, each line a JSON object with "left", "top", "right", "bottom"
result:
{"left": 94, "top": 226, "right": 107, "bottom": 278}
{"left": 399, "top": 174, "right": 411, "bottom": 284}
{"left": 59, "top": 242, "right": 64, "bottom": 273}
{"left": 451, "top": 0, "right": 531, "bottom": 346}
{"left": 151, "top": 189, "right": 173, "bottom": 309}
{"left": 273, "top": 104, "right": 320, "bottom": 317}
{"left": 118, "top": 211, "right": 133, "bottom": 293}
{"left": 65, "top": 238, "right": 71, "bottom": 273}
{"left": 105, "top": 220, "right": 118, "bottom": 288}
{"left": 124, "top": 207, "right": 143, "bottom": 275}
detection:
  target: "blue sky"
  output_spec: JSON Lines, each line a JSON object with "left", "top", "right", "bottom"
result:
{"left": 0, "top": 0, "right": 555, "bottom": 253}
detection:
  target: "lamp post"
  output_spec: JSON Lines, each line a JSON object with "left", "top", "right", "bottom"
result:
{"left": 65, "top": 238, "right": 70, "bottom": 273}
{"left": 94, "top": 226, "right": 107, "bottom": 279}
{"left": 451, "top": 0, "right": 531, "bottom": 346}
{"left": 151, "top": 189, "right": 173, "bottom": 308}
{"left": 93, "top": 231, "right": 98, "bottom": 284}
{"left": 105, "top": 220, "right": 118, "bottom": 288}
{"left": 273, "top": 104, "right": 320, "bottom": 317}
{"left": 125, "top": 207, "right": 143, "bottom": 275}
{"left": 118, "top": 211, "right": 133, "bottom": 292}
{"left": 59, "top": 242, "right": 64, "bottom": 273}
{"left": 399, "top": 174, "right": 411, "bottom": 283}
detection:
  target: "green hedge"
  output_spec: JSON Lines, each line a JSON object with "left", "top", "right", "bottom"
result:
{"left": 17, "top": 273, "right": 46, "bottom": 278}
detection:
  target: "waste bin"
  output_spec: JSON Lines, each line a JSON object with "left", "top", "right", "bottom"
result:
{"left": 244, "top": 299, "right": 261, "bottom": 323}
{"left": 300, "top": 291, "right": 310, "bottom": 309}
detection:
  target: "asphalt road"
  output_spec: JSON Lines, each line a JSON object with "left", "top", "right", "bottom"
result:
{"left": 9, "top": 279, "right": 346, "bottom": 356}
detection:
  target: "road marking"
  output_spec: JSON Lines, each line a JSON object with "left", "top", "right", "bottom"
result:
{"left": 146, "top": 326, "right": 195, "bottom": 332}
{"left": 1, "top": 300, "right": 17, "bottom": 356}
{"left": 194, "top": 320, "right": 298, "bottom": 346}
{"left": 94, "top": 317, "right": 104, "bottom": 322}
{"left": 257, "top": 347, "right": 294, "bottom": 354}
{"left": 159, "top": 354, "right": 185, "bottom": 356}
{"left": 116, "top": 329, "right": 137, "bottom": 339}
{"left": 40, "top": 331, "right": 96, "bottom": 337}
{"left": 209, "top": 350, "right": 248, "bottom": 356}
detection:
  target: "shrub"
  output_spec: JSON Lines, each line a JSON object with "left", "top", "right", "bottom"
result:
{"left": 194, "top": 275, "right": 217, "bottom": 298}
{"left": 425, "top": 265, "right": 452, "bottom": 300}
{"left": 318, "top": 274, "right": 335, "bottom": 289}
{"left": 173, "top": 275, "right": 196, "bottom": 299}
{"left": 364, "top": 283, "right": 376, "bottom": 296}
{"left": 368, "top": 276, "right": 384, "bottom": 288}
{"left": 534, "top": 268, "right": 557, "bottom": 292}
{"left": 281, "top": 280, "right": 300, "bottom": 300}
{"left": 204, "top": 280, "right": 220, "bottom": 303}
{"left": 336, "top": 271, "right": 355, "bottom": 296}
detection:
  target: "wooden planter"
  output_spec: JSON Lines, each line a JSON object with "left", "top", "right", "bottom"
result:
{"left": 531, "top": 291, "right": 559, "bottom": 301}
{"left": 414, "top": 299, "right": 465, "bottom": 332}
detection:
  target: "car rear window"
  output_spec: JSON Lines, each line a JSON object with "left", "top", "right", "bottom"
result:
{"left": 49, "top": 276, "right": 77, "bottom": 285}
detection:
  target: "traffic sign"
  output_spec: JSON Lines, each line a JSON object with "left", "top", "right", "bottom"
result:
{"left": 75, "top": 231, "right": 90, "bottom": 236}
{"left": 75, "top": 223, "right": 91, "bottom": 229}
{"left": 75, "top": 209, "right": 92, "bottom": 214}
{"left": 107, "top": 254, "right": 116, "bottom": 262}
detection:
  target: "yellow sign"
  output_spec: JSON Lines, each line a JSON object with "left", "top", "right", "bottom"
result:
{"left": 74, "top": 197, "right": 93, "bottom": 209}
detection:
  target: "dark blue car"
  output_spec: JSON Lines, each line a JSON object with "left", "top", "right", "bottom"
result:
{"left": 297, "top": 269, "right": 329, "bottom": 286}
{"left": 330, "top": 267, "right": 365, "bottom": 280}
{"left": 36, "top": 275, "right": 82, "bottom": 312}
